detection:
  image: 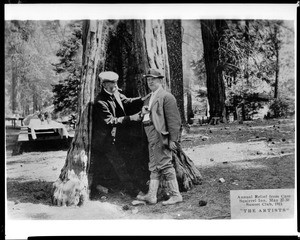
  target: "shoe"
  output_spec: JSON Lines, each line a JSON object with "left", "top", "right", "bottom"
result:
{"left": 136, "top": 179, "right": 159, "bottom": 204}
{"left": 162, "top": 179, "right": 183, "bottom": 205}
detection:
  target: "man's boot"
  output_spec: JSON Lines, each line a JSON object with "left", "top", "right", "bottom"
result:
{"left": 136, "top": 179, "right": 159, "bottom": 204}
{"left": 162, "top": 179, "right": 183, "bottom": 205}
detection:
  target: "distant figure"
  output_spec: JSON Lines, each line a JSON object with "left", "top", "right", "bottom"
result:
{"left": 44, "top": 112, "right": 52, "bottom": 124}
{"left": 229, "top": 112, "right": 234, "bottom": 123}
{"left": 236, "top": 100, "right": 245, "bottom": 124}
{"left": 38, "top": 112, "right": 45, "bottom": 125}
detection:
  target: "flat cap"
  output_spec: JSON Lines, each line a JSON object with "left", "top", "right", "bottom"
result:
{"left": 143, "top": 68, "right": 164, "bottom": 78}
{"left": 99, "top": 71, "right": 119, "bottom": 82}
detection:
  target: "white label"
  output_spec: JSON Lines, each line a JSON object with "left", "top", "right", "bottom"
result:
{"left": 230, "top": 189, "right": 294, "bottom": 219}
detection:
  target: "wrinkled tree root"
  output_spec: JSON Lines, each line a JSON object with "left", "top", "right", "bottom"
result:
{"left": 52, "top": 171, "right": 88, "bottom": 207}
{"left": 173, "top": 142, "right": 203, "bottom": 191}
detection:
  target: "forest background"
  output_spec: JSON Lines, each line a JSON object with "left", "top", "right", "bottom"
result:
{"left": 5, "top": 19, "right": 295, "bottom": 124}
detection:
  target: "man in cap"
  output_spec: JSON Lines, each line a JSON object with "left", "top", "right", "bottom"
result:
{"left": 136, "top": 68, "right": 183, "bottom": 205}
{"left": 91, "top": 71, "right": 144, "bottom": 197}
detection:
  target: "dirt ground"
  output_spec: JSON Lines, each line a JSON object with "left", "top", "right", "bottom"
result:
{"left": 5, "top": 118, "right": 295, "bottom": 220}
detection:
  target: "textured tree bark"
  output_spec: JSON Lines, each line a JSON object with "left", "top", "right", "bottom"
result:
{"left": 52, "top": 20, "right": 202, "bottom": 206}
{"left": 32, "top": 87, "right": 40, "bottom": 113}
{"left": 11, "top": 57, "right": 18, "bottom": 114}
{"left": 52, "top": 20, "right": 107, "bottom": 206}
{"left": 164, "top": 20, "right": 186, "bottom": 127}
{"left": 187, "top": 90, "right": 193, "bottom": 124}
{"left": 273, "top": 24, "right": 279, "bottom": 99}
{"left": 200, "top": 20, "right": 226, "bottom": 123}
{"left": 244, "top": 20, "right": 250, "bottom": 86}
{"left": 242, "top": 20, "right": 250, "bottom": 121}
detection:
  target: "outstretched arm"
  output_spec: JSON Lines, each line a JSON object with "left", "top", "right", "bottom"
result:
{"left": 97, "top": 100, "right": 141, "bottom": 126}
{"left": 120, "top": 92, "right": 150, "bottom": 115}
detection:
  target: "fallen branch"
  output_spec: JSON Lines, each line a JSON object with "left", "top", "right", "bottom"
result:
{"left": 181, "top": 138, "right": 194, "bottom": 142}
{"left": 247, "top": 137, "right": 267, "bottom": 142}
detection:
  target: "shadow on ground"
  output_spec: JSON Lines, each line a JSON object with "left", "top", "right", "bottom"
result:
{"left": 11, "top": 138, "right": 72, "bottom": 156}
{"left": 7, "top": 179, "right": 54, "bottom": 206}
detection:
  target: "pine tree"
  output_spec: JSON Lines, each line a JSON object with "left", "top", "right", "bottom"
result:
{"left": 52, "top": 23, "right": 82, "bottom": 116}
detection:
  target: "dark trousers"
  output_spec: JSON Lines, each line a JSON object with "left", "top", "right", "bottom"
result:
{"left": 105, "top": 143, "right": 132, "bottom": 184}
{"left": 90, "top": 141, "right": 132, "bottom": 192}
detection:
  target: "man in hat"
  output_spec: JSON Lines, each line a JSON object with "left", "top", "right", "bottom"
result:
{"left": 91, "top": 71, "right": 145, "bottom": 197}
{"left": 137, "top": 68, "right": 183, "bottom": 205}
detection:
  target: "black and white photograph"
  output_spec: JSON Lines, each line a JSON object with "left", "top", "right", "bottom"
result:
{"left": 4, "top": 3, "right": 297, "bottom": 238}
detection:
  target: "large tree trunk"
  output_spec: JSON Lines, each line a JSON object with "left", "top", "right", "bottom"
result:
{"left": 242, "top": 20, "right": 250, "bottom": 121}
{"left": 273, "top": 24, "right": 279, "bottom": 99}
{"left": 244, "top": 20, "right": 250, "bottom": 86}
{"left": 52, "top": 20, "right": 103, "bottom": 206}
{"left": 52, "top": 20, "right": 202, "bottom": 206}
{"left": 164, "top": 20, "right": 186, "bottom": 128}
{"left": 32, "top": 89, "right": 39, "bottom": 113}
{"left": 11, "top": 57, "right": 17, "bottom": 114}
{"left": 187, "top": 90, "right": 193, "bottom": 124}
{"left": 200, "top": 20, "right": 226, "bottom": 123}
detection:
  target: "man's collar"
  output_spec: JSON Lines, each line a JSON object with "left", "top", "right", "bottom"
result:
{"left": 103, "top": 88, "right": 113, "bottom": 96}
{"left": 151, "top": 85, "right": 162, "bottom": 95}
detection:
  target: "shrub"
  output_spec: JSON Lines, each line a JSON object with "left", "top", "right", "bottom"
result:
{"left": 268, "top": 98, "right": 292, "bottom": 118}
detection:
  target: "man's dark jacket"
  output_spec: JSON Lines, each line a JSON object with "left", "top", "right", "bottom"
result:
{"left": 92, "top": 88, "right": 143, "bottom": 152}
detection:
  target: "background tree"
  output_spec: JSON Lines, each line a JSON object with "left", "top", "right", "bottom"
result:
{"left": 195, "top": 19, "right": 294, "bottom": 122}
{"left": 5, "top": 20, "right": 64, "bottom": 117}
{"left": 164, "top": 20, "right": 186, "bottom": 128}
{"left": 200, "top": 20, "right": 227, "bottom": 122}
{"left": 263, "top": 20, "right": 284, "bottom": 99}
{"left": 5, "top": 20, "right": 31, "bottom": 115}
{"left": 52, "top": 22, "right": 82, "bottom": 118}
{"left": 190, "top": 57, "right": 208, "bottom": 115}
{"left": 182, "top": 20, "right": 206, "bottom": 123}
{"left": 221, "top": 20, "right": 290, "bottom": 120}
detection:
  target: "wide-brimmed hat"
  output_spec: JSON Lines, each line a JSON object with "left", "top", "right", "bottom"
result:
{"left": 143, "top": 68, "right": 164, "bottom": 78}
{"left": 99, "top": 71, "right": 119, "bottom": 82}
